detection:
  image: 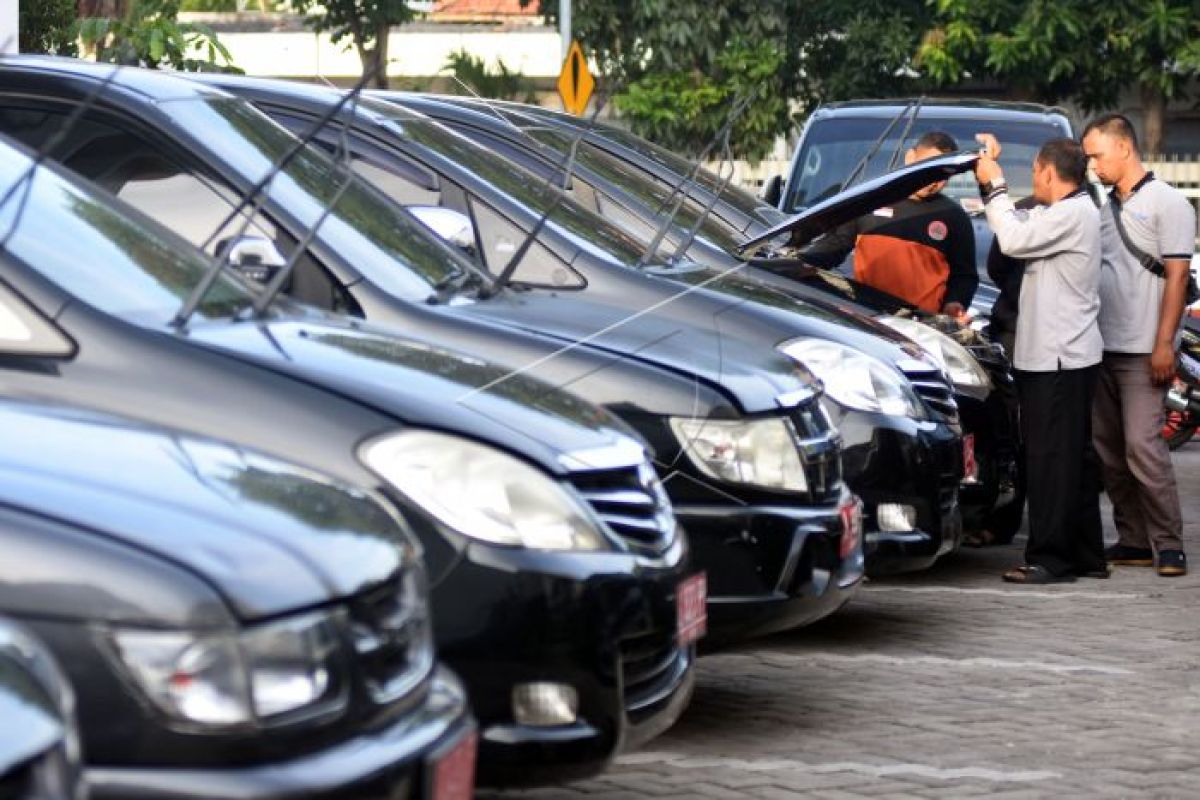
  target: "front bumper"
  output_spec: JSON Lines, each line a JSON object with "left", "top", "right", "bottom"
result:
{"left": 87, "top": 669, "right": 474, "bottom": 800}
{"left": 957, "top": 383, "right": 1020, "bottom": 536}
{"left": 429, "top": 537, "right": 693, "bottom": 788}
{"left": 676, "top": 485, "right": 864, "bottom": 645}
{"left": 830, "top": 405, "right": 963, "bottom": 575}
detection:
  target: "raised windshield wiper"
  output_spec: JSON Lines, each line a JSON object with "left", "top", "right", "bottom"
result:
{"left": 173, "top": 64, "right": 382, "bottom": 328}
{"left": 886, "top": 96, "right": 924, "bottom": 172}
{"left": 661, "top": 115, "right": 740, "bottom": 267}
{"left": 474, "top": 78, "right": 622, "bottom": 301}
{"left": 838, "top": 99, "right": 916, "bottom": 193}
{"left": 634, "top": 91, "right": 756, "bottom": 269}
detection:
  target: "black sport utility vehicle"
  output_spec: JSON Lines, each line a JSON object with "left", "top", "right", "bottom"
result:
{"left": 770, "top": 99, "right": 1075, "bottom": 315}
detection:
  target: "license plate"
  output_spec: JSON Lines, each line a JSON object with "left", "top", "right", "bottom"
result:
{"left": 962, "top": 433, "right": 978, "bottom": 483}
{"left": 839, "top": 500, "right": 861, "bottom": 560}
{"left": 429, "top": 730, "right": 477, "bottom": 800}
{"left": 676, "top": 572, "right": 707, "bottom": 646}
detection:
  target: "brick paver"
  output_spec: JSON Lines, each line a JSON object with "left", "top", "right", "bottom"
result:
{"left": 487, "top": 445, "right": 1200, "bottom": 799}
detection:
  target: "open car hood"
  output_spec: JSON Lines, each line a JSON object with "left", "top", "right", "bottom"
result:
{"left": 737, "top": 150, "right": 981, "bottom": 254}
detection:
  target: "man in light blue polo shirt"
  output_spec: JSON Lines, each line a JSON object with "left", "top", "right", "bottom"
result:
{"left": 1082, "top": 113, "right": 1195, "bottom": 578}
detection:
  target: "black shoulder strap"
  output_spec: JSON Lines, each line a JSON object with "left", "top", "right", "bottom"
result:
{"left": 1108, "top": 190, "right": 1166, "bottom": 278}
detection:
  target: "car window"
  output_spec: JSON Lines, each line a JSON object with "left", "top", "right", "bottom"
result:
{"left": 470, "top": 198, "right": 584, "bottom": 288}
{"left": 783, "top": 115, "right": 1069, "bottom": 213}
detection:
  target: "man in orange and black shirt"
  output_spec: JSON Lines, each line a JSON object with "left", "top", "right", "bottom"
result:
{"left": 802, "top": 131, "right": 978, "bottom": 315}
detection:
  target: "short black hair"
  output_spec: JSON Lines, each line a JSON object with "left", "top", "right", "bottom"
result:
{"left": 913, "top": 131, "right": 958, "bottom": 153}
{"left": 1081, "top": 113, "right": 1139, "bottom": 151}
{"left": 1036, "top": 138, "right": 1087, "bottom": 186}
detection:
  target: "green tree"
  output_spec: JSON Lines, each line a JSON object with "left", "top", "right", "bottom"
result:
{"left": 442, "top": 49, "right": 536, "bottom": 102}
{"left": 918, "top": 0, "right": 1200, "bottom": 153}
{"left": 523, "top": 0, "right": 931, "bottom": 159}
{"left": 289, "top": 0, "right": 416, "bottom": 89}
{"left": 78, "top": 0, "right": 237, "bottom": 70}
{"left": 19, "top": 0, "right": 79, "bottom": 55}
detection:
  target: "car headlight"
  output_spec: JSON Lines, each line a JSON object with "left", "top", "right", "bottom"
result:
{"left": 669, "top": 416, "right": 808, "bottom": 491}
{"left": 359, "top": 430, "right": 609, "bottom": 550}
{"left": 111, "top": 612, "right": 340, "bottom": 728}
{"left": 779, "top": 338, "right": 925, "bottom": 419}
{"left": 876, "top": 316, "right": 992, "bottom": 398}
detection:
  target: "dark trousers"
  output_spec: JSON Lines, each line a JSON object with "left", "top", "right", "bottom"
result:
{"left": 1016, "top": 365, "right": 1105, "bottom": 576}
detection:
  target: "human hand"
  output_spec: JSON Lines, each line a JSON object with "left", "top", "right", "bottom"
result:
{"left": 942, "top": 301, "right": 965, "bottom": 318}
{"left": 1150, "top": 341, "right": 1177, "bottom": 385}
{"left": 975, "top": 133, "right": 1002, "bottom": 160}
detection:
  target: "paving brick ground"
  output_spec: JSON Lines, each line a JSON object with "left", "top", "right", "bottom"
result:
{"left": 488, "top": 444, "right": 1200, "bottom": 799}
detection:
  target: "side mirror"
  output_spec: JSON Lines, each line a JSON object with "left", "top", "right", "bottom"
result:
{"left": 408, "top": 205, "right": 477, "bottom": 258}
{"left": 760, "top": 174, "right": 783, "bottom": 208}
{"left": 219, "top": 235, "right": 287, "bottom": 284}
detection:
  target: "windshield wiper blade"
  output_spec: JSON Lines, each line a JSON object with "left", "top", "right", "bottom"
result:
{"left": 837, "top": 99, "right": 915, "bottom": 193}
{"left": 663, "top": 119, "right": 739, "bottom": 266}
{"left": 475, "top": 78, "right": 621, "bottom": 301}
{"left": 634, "top": 90, "right": 756, "bottom": 269}
{"left": 885, "top": 96, "right": 924, "bottom": 172}
{"left": 173, "top": 63, "right": 383, "bottom": 328}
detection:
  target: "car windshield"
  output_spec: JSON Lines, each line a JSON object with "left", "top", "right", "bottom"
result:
{"left": 519, "top": 125, "right": 749, "bottom": 255}
{"left": 163, "top": 97, "right": 475, "bottom": 301}
{"left": 782, "top": 115, "right": 1069, "bottom": 213}
{"left": 367, "top": 100, "right": 662, "bottom": 266}
{"left": 0, "top": 149, "right": 254, "bottom": 324}
{"left": 536, "top": 113, "right": 784, "bottom": 225}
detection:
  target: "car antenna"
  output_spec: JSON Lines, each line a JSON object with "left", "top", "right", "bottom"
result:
{"left": 885, "top": 95, "right": 924, "bottom": 171}
{"left": 475, "top": 75, "right": 620, "bottom": 300}
{"left": 634, "top": 90, "right": 756, "bottom": 269}
{"left": 0, "top": 61, "right": 124, "bottom": 248}
{"left": 837, "top": 99, "right": 914, "bottom": 193}
{"left": 172, "top": 63, "right": 385, "bottom": 328}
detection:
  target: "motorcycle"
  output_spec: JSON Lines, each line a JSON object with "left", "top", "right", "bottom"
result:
{"left": 1163, "top": 320, "right": 1200, "bottom": 450}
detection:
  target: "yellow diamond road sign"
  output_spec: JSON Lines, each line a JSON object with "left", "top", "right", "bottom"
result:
{"left": 557, "top": 40, "right": 594, "bottom": 117}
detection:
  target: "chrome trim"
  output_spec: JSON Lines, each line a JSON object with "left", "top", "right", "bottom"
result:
{"left": 557, "top": 437, "right": 646, "bottom": 472}
{"left": 775, "top": 385, "right": 820, "bottom": 409}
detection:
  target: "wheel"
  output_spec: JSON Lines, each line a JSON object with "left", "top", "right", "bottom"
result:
{"left": 1162, "top": 409, "right": 1197, "bottom": 450}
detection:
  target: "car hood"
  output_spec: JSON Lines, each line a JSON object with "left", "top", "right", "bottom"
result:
{"left": 739, "top": 150, "right": 980, "bottom": 253}
{"left": 184, "top": 315, "right": 644, "bottom": 475}
{"left": 0, "top": 400, "right": 417, "bottom": 621}
{"left": 456, "top": 274, "right": 821, "bottom": 415}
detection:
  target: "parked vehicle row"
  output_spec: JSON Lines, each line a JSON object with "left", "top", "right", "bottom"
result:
{"left": 0, "top": 55, "right": 1027, "bottom": 798}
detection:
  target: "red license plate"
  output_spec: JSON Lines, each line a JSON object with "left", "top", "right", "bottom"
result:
{"left": 676, "top": 572, "right": 707, "bottom": 646}
{"left": 839, "top": 500, "right": 861, "bottom": 560}
{"left": 430, "top": 730, "right": 476, "bottom": 800}
{"left": 962, "top": 433, "right": 978, "bottom": 483}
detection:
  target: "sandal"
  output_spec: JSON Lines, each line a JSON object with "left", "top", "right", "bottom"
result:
{"left": 1001, "top": 564, "right": 1077, "bottom": 584}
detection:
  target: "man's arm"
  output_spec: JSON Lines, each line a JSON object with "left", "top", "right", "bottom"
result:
{"left": 941, "top": 207, "right": 978, "bottom": 314}
{"left": 1151, "top": 259, "right": 1190, "bottom": 383}
{"left": 798, "top": 219, "right": 857, "bottom": 268}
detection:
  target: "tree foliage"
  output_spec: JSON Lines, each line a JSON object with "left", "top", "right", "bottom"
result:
{"left": 442, "top": 49, "right": 536, "bottom": 103}
{"left": 290, "top": 0, "right": 416, "bottom": 89}
{"left": 523, "top": 0, "right": 930, "bottom": 159}
{"left": 918, "top": 0, "right": 1200, "bottom": 152}
{"left": 78, "top": 0, "right": 237, "bottom": 70}
{"left": 19, "top": 0, "right": 79, "bottom": 55}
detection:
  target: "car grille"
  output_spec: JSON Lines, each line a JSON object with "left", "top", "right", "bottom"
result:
{"left": 789, "top": 397, "right": 844, "bottom": 504}
{"left": 619, "top": 627, "right": 689, "bottom": 724}
{"left": 568, "top": 463, "right": 677, "bottom": 555}
{"left": 346, "top": 569, "right": 433, "bottom": 705}
{"left": 900, "top": 361, "right": 959, "bottom": 421}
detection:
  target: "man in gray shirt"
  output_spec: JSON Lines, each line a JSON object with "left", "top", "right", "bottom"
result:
{"left": 1082, "top": 113, "right": 1196, "bottom": 577}
{"left": 975, "top": 135, "right": 1106, "bottom": 583}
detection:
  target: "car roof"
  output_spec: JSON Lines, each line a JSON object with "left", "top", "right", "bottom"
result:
{"left": 813, "top": 98, "right": 1070, "bottom": 122}
{"left": 0, "top": 54, "right": 230, "bottom": 103}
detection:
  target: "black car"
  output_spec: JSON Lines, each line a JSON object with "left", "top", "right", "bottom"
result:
{"left": 0, "top": 127, "right": 692, "bottom": 785}
{"left": 199, "top": 76, "right": 961, "bottom": 577}
{"left": 0, "top": 618, "right": 86, "bottom": 800}
{"left": 0, "top": 58, "right": 862, "bottom": 644}
{"left": 0, "top": 398, "right": 475, "bottom": 799}
{"left": 385, "top": 94, "right": 1017, "bottom": 544}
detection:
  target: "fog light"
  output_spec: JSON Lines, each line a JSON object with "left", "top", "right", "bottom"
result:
{"left": 877, "top": 503, "right": 917, "bottom": 532}
{"left": 512, "top": 682, "right": 578, "bottom": 727}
